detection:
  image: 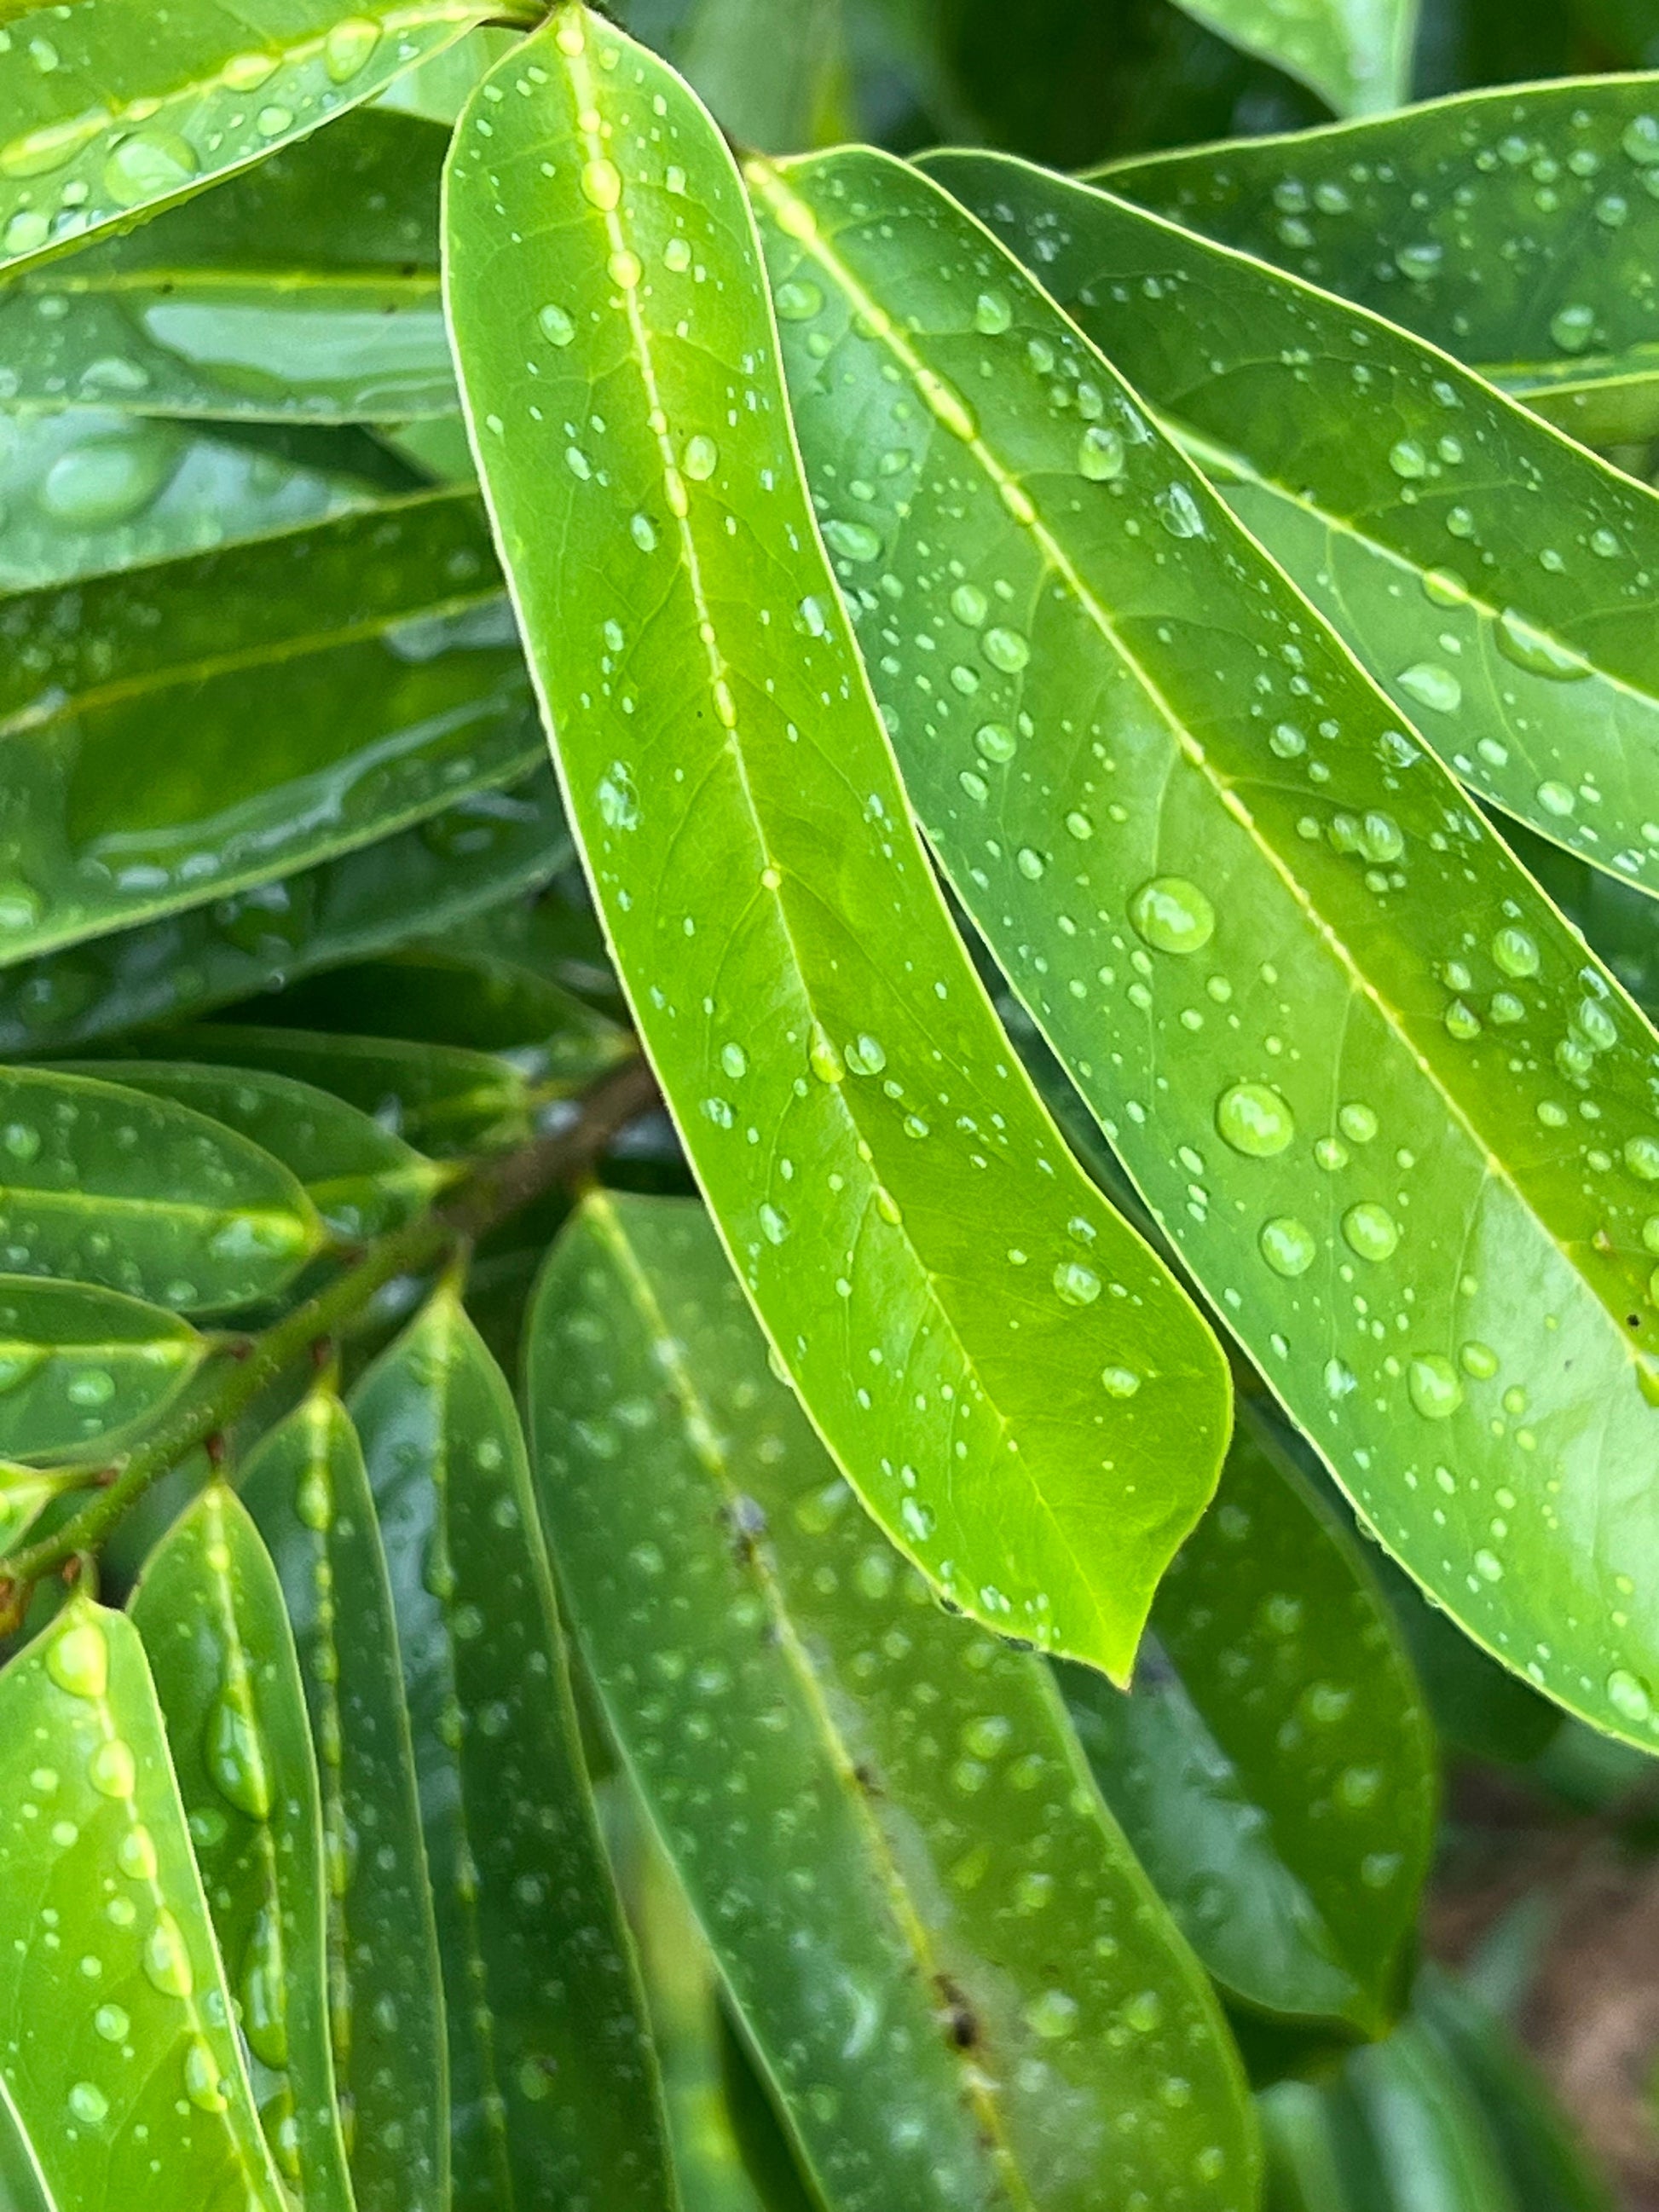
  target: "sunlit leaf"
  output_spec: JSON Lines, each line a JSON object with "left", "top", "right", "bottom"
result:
{"left": 0, "top": 767, "right": 569, "bottom": 1060}
{"left": 131, "top": 1482, "right": 354, "bottom": 2209}
{"left": 0, "top": 488, "right": 538, "bottom": 967}
{"left": 0, "top": 1065, "right": 323, "bottom": 1309}
{"left": 757, "top": 141, "right": 1659, "bottom": 1749}
{"left": 936, "top": 150, "right": 1659, "bottom": 899}
{"left": 1103, "top": 75, "right": 1659, "bottom": 444}
{"left": 351, "top": 1285, "right": 674, "bottom": 2210}
{"left": 0, "top": 0, "right": 522, "bottom": 280}
{"left": 0, "top": 1593, "right": 286, "bottom": 2209}
{"left": 527, "top": 1188, "right": 1260, "bottom": 2212}
{"left": 1064, "top": 1419, "right": 1435, "bottom": 2035}
{"left": 0, "top": 1277, "right": 204, "bottom": 1463}
{"left": 445, "top": 2, "right": 1231, "bottom": 1682}
{"left": 1166, "top": 0, "right": 1417, "bottom": 114}
{"left": 242, "top": 1389, "right": 448, "bottom": 2212}
{"left": 0, "top": 111, "right": 454, "bottom": 423}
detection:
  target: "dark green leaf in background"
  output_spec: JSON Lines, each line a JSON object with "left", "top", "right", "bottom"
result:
{"left": 352, "top": 1285, "right": 673, "bottom": 2212}
{"left": 0, "top": 1275, "right": 204, "bottom": 1463}
{"left": 0, "top": 1594, "right": 286, "bottom": 2210}
{"left": 758, "top": 141, "right": 1659, "bottom": 1749}
{"left": 1166, "top": 0, "right": 1419, "bottom": 115}
{"left": 243, "top": 1390, "right": 448, "bottom": 2212}
{"left": 529, "top": 1189, "right": 1259, "bottom": 2212}
{"left": 445, "top": 3, "right": 1231, "bottom": 1682}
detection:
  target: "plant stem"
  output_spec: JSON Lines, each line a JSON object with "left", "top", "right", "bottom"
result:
{"left": 0, "top": 1054, "right": 659, "bottom": 1624}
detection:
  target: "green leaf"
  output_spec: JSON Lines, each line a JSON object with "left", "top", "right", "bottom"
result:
{"left": 374, "top": 26, "right": 523, "bottom": 125}
{"left": 0, "top": 0, "right": 518, "bottom": 280}
{"left": 1166, "top": 0, "right": 1417, "bottom": 115}
{"left": 0, "top": 1459, "right": 88, "bottom": 1550}
{"left": 61, "top": 1059, "right": 444, "bottom": 1240}
{"left": 153, "top": 1024, "right": 535, "bottom": 1157}
{"left": 0, "top": 1592, "right": 286, "bottom": 2210}
{"left": 0, "top": 1064, "right": 324, "bottom": 1309}
{"left": 351, "top": 1285, "right": 674, "bottom": 2211}
{"left": 0, "top": 409, "right": 401, "bottom": 592}
{"left": 0, "top": 487, "right": 539, "bottom": 967}
{"left": 0, "top": 766, "right": 569, "bottom": 1059}
{"left": 934, "top": 153, "right": 1659, "bottom": 901}
{"left": 1063, "top": 1418, "right": 1435, "bottom": 2035}
{"left": 0, "top": 110, "right": 454, "bottom": 423}
{"left": 0, "top": 1276, "right": 204, "bottom": 1462}
{"left": 130, "top": 1482, "right": 354, "bottom": 2209}
{"left": 1344, "top": 2020, "right": 1519, "bottom": 2209}
{"left": 0, "top": 2072, "right": 51, "bottom": 2212}
{"left": 677, "top": 0, "right": 852, "bottom": 152}
{"left": 1102, "top": 76, "right": 1659, "bottom": 445}
{"left": 527, "top": 1188, "right": 1260, "bottom": 2212}
{"left": 241, "top": 1389, "right": 448, "bottom": 2212}
{"left": 757, "top": 140, "right": 1659, "bottom": 1750}
{"left": 444, "top": 3, "right": 1231, "bottom": 1683}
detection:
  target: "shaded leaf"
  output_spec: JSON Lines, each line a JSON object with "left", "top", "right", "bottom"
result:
{"left": 64, "top": 1059, "right": 444, "bottom": 1240}
{"left": 0, "top": 766, "right": 569, "bottom": 1059}
{"left": 677, "top": 0, "right": 852, "bottom": 151}
{"left": 0, "top": 2072, "right": 51, "bottom": 2212}
{"left": 445, "top": 3, "right": 1231, "bottom": 1682}
{"left": 0, "top": 1593, "right": 286, "bottom": 2209}
{"left": 351, "top": 1285, "right": 673, "bottom": 2211}
{"left": 0, "top": 1064, "right": 323, "bottom": 1309}
{"left": 0, "top": 1276, "right": 203, "bottom": 1463}
{"left": 1342, "top": 2019, "right": 1520, "bottom": 2209}
{"left": 0, "top": 0, "right": 517, "bottom": 279}
{"left": 527, "top": 1188, "right": 1260, "bottom": 2212}
{"left": 758, "top": 141, "right": 1659, "bottom": 1749}
{"left": 1166, "top": 0, "right": 1418, "bottom": 114}
{"left": 938, "top": 151, "right": 1659, "bottom": 898}
{"left": 130, "top": 1483, "right": 353, "bottom": 2209}
{"left": 1065, "top": 1418, "right": 1434, "bottom": 2034}
{"left": 1104, "top": 76, "right": 1659, "bottom": 444}
{"left": 0, "top": 1459, "right": 90, "bottom": 1551}
{"left": 0, "top": 488, "right": 538, "bottom": 967}
{"left": 241, "top": 1389, "right": 448, "bottom": 2212}
{"left": 0, "top": 111, "right": 454, "bottom": 424}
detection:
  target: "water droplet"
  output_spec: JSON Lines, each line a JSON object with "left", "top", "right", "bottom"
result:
{"left": 759, "top": 1203, "right": 791, "bottom": 1246}
{"left": 1394, "top": 241, "right": 1443, "bottom": 280}
{"left": 1101, "top": 1366, "right": 1142, "bottom": 1398}
{"left": 89, "top": 1738, "right": 135, "bottom": 1799}
{"left": 1216, "top": 1083, "right": 1294, "bottom": 1157}
{"left": 538, "top": 303, "right": 576, "bottom": 348}
{"left": 1460, "top": 1340, "right": 1499, "bottom": 1378}
{"left": 974, "top": 721, "right": 1017, "bottom": 764}
{"left": 598, "top": 761, "right": 640, "bottom": 830}
{"left": 205, "top": 1675, "right": 274, "bottom": 1821}
{"left": 608, "top": 245, "right": 642, "bottom": 289}
{"left": 240, "top": 1902, "right": 287, "bottom": 2068}
{"left": 1129, "top": 875, "right": 1214, "bottom": 956}
{"left": 845, "top": 1033, "right": 887, "bottom": 1075}
{"left": 1472, "top": 1547, "right": 1505, "bottom": 1582}
{"left": 1025, "top": 1988, "right": 1079, "bottom": 2039}
{"left": 1607, "top": 1667, "right": 1653, "bottom": 1724}
{"left": 974, "top": 289, "right": 1012, "bottom": 334}
{"left": 1342, "top": 1202, "right": 1399, "bottom": 1262}
{"left": 950, "top": 582, "right": 987, "bottom": 628}
{"left": 1622, "top": 114, "right": 1659, "bottom": 163}
{"left": 1494, "top": 607, "right": 1588, "bottom": 681}
{"left": 1549, "top": 302, "right": 1595, "bottom": 353}
{"left": 1053, "top": 1262, "right": 1101, "bottom": 1306}
{"left": 1388, "top": 436, "right": 1429, "bottom": 478}
{"left": 1259, "top": 1216, "right": 1315, "bottom": 1277}
{"left": 773, "top": 278, "right": 824, "bottom": 321}
{"left": 184, "top": 2038, "right": 227, "bottom": 2112}
{"left": 221, "top": 49, "right": 278, "bottom": 91}
{"left": 68, "top": 1368, "right": 115, "bottom": 1409}
{"left": 982, "top": 626, "right": 1030, "bottom": 674}
{"left": 102, "top": 131, "right": 199, "bottom": 210}
{"left": 1491, "top": 926, "right": 1539, "bottom": 978}
{"left": 808, "top": 1024, "right": 845, "bottom": 1083}
{"left": 256, "top": 104, "right": 294, "bottom": 138}
{"left": 1625, "top": 1136, "right": 1659, "bottom": 1181}
{"left": 47, "top": 1619, "right": 107, "bottom": 1701}
{"left": 1078, "top": 424, "right": 1125, "bottom": 482}
{"left": 629, "top": 511, "right": 657, "bottom": 553}
{"left": 683, "top": 434, "right": 718, "bottom": 481}
{"left": 1397, "top": 661, "right": 1460, "bottom": 713}
{"left": 94, "top": 2003, "right": 129, "bottom": 2043}
{"left": 720, "top": 1041, "right": 748, "bottom": 1081}
{"left": 1443, "top": 998, "right": 1483, "bottom": 1041}
{"left": 663, "top": 235, "right": 691, "bottom": 273}
{"left": 144, "top": 1910, "right": 194, "bottom": 1998}
{"left": 1155, "top": 482, "right": 1205, "bottom": 537}
{"left": 1408, "top": 1355, "right": 1463, "bottom": 1420}
{"left": 581, "top": 159, "right": 622, "bottom": 211}
{"left": 118, "top": 1825, "right": 157, "bottom": 1882}
{"left": 1536, "top": 779, "right": 1575, "bottom": 817}
{"left": 322, "top": 16, "right": 379, "bottom": 80}
{"left": 824, "top": 517, "right": 882, "bottom": 563}
{"left": 67, "top": 2082, "right": 107, "bottom": 2126}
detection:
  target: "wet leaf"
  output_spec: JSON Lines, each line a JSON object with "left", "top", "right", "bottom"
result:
{"left": 0, "top": 1277, "right": 204, "bottom": 1464}
{"left": 351, "top": 1285, "right": 673, "bottom": 2210}
{"left": 0, "top": 2073, "right": 50, "bottom": 2212}
{"left": 1064, "top": 1419, "right": 1435, "bottom": 2035}
{"left": 0, "top": 1458, "right": 88, "bottom": 1551}
{"left": 0, "top": 1592, "right": 286, "bottom": 2209}
{"left": 0, "top": 766, "right": 569, "bottom": 1060}
{"left": 937, "top": 151, "right": 1659, "bottom": 900}
{"left": 0, "top": 488, "right": 538, "bottom": 967}
{"left": 0, "top": 0, "right": 518, "bottom": 280}
{"left": 130, "top": 1483, "right": 353, "bottom": 2209}
{"left": 1166, "top": 0, "right": 1417, "bottom": 115}
{"left": 0, "top": 1064, "right": 324, "bottom": 1309}
{"left": 758, "top": 143, "right": 1659, "bottom": 1749}
{"left": 154, "top": 1025, "right": 535, "bottom": 1157}
{"left": 445, "top": 3, "right": 1231, "bottom": 1683}
{"left": 241, "top": 1390, "right": 448, "bottom": 2212}
{"left": 0, "top": 111, "right": 454, "bottom": 423}
{"left": 64, "top": 1060, "right": 444, "bottom": 1241}
{"left": 527, "top": 1188, "right": 1260, "bottom": 2212}
{"left": 1103, "top": 76, "right": 1659, "bottom": 445}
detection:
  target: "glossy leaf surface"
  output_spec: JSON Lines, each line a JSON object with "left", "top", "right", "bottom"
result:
{"left": 0, "top": 1064, "right": 323, "bottom": 1309}
{"left": 131, "top": 1483, "right": 353, "bottom": 2209}
{"left": 0, "top": 767, "right": 569, "bottom": 1059}
{"left": 0, "top": 111, "right": 454, "bottom": 423}
{"left": 1167, "top": 0, "right": 1417, "bottom": 115}
{"left": 242, "top": 1390, "right": 448, "bottom": 2212}
{"left": 0, "top": 0, "right": 511, "bottom": 279}
{"left": 937, "top": 152, "right": 1659, "bottom": 899}
{"left": 352, "top": 1286, "right": 673, "bottom": 2211}
{"left": 446, "top": 3, "right": 1231, "bottom": 1681}
{"left": 68, "top": 1059, "right": 443, "bottom": 1240}
{"left": 759, "top": 143, "right": 1659, "bottom": 1748}
{"left": 1105, "top": 76, "right": 1659, "bottom": 444}
{"left": 0, "top": 488, "right": 537, "bottom": 967}
{"left": 528, "top": 1190, "right": 1259, "bottom": 2212}
{"left": 0, "top": 1459, "right": 85, "bottom": 1551}
{"left": 0, "top": 1594, "right": 286, "bottom": 2210}
{"left": 1065, "top": 1420, "right": 1434, "bottom": 2034}
{"left": 0, "top": 1275, "right": 203, "bottom": 1463}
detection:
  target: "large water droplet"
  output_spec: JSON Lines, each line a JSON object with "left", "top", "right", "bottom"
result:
{"left": 1396, "top": 661, "right": 1460, "bottom": 713}
{"left": 1408, "top": 1355, "right": 1463, "bottom": 1420}
{"left": 47, "top": 1619, "right": 107, "bottom": 1701}
{"left": 1078, "top": 424, "right": 1125, "bottom": 482}
{"left": 1129, "top": 875, "right": 1214, "bottom": 956}
{"left": 974, "top": 290, "right": 1012, "bottom": 334}
{"left": 580, "top": 159, "right": 622, "bottom": 211}
{"left": 205, "top": 1675, "right": 274, "bottom": 1822}
{"left": 102, "top": 131, "right": 199, "bottom": 210}
{"left": 1155, "top": 483, "right": 1205, "bottom": 537}
{"left": 773, "top": 278, "right": 824, "bottom": 321}
{"left": 1491, "top": 926, "right": 1539, "bottom": 978}
{"left": 144, "top": 1910, "right": 194, "bottom": 1999}
{"left": 1025, "top": 1988, "right": 1079, "bottom": 2039}
{"left": 322, "top": 16, "right": 379, "bottom": 80}
{"left": 89, "top": 1737, "right": 136, "bottom": 1799}
{"left": 1259, "top": 1216, "right": 1315, "bottom": 1277}
{"left": 67, "top": 2082, "right": 108, "bottom": 2126}
{"left": 824, "top": 517, "right": 882, "bottom": 563}
{"left": 683, "top": 434, "right": 718, "bottom": 482}
{"left": 982, "top": 626, "right": 1030, "bottom": 674}
{"left": 1607, "top": 1667, "right": 1653, "bottom": 1724}
{"left": 240, "top": 1901, "right": 288, "bottom": 2068}
{"left": 1494, "top": 607, "right": 1589, "bottom": 681}
{"left": 1342, "top": 1202, "right": 1399, "bottom": 1262}
{"left": 538, "top": 303, "right": 576, "bottom": 348}
{"left": 1053, "top": 1262, "right": 1101, "bottom": 1307}
{"left": 1216, "top": 1083, "right": 1295, "bottom": 1157}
